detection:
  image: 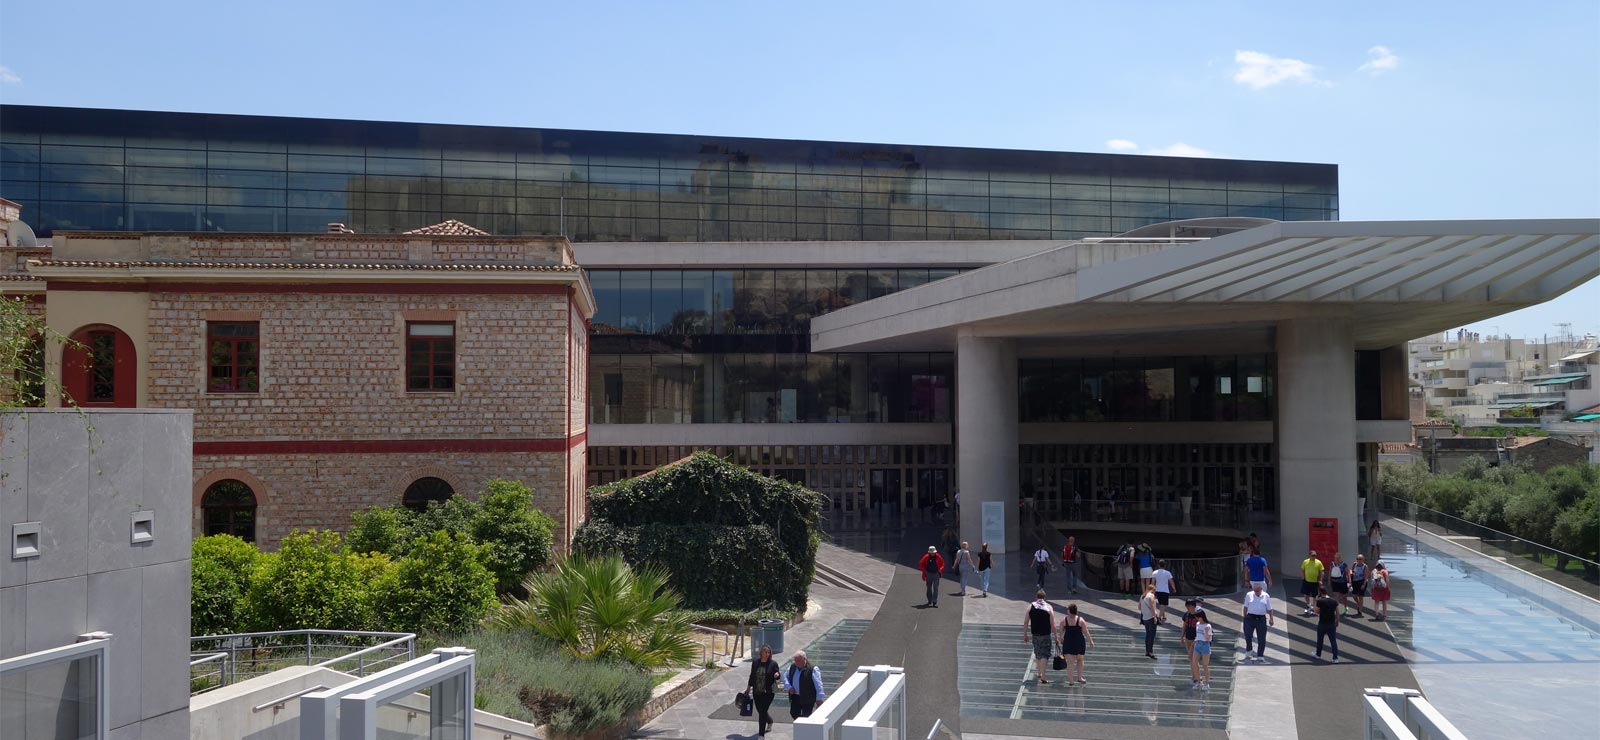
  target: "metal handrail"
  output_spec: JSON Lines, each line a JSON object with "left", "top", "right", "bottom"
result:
{"left": 312, "top": 633, "right": 417, "bottom": 673}
{"left": 691, "top": 624, "right": 734, "bottom": 666}
{"left": 190, "top": 651, "right": 232, "bottom": 693}
{"left": 1378, "top": 493, "right": 1598, "bottom": 567}
{"left": 732, "top": 602, "right": 777, "bottom": 661}
{"left": 253, "top": 684, "right": 330, "bottom": 713}
{"left": 189, "top": 629, "right": 417, "bottom": 695}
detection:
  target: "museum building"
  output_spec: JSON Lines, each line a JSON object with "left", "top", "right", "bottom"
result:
{"left": 4, "top": 105, "right": 1594, "bottom": 558}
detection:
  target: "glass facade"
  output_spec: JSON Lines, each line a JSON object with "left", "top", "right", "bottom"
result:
{"left": 1, "top": 105, "right": 1338, "bottom": 240}
{"left": 1019, "top": 355, "right": 1274, "bottom": 423}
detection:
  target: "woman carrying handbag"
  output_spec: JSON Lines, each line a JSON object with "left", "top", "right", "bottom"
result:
{"left": 746, "top": 644, "right": 782, "bottom": 736}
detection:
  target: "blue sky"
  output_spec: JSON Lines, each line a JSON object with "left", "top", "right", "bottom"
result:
{"left": 2, "top": 0, "right": 1596, "bottom": 339}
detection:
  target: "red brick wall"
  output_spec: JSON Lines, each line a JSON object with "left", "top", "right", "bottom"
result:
{"left": 196, "top": 450, "right": 567, "bottom": 548}
{"left": 146, "top": 290, "right": 571, "bottom": 440}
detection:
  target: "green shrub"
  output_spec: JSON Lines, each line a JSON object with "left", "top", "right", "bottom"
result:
{"left": 244, "top": 530, "right": 385, "bottom": 631}
{"left": 190, "top": 535, "right": 262, "bottom": 635}
{"left": 346, "top": 506, "right": 413, "bottom": 557}
{"left": 469, "top": 479, "right": 557, "bottom": 594}
{"left": 375, "top": 531, "right": 497, "bottom": 634}
{"left": 492, "top": 555, "right": 699, "bottom": 669}
{"left": 673, "top": 607, "right": 797, "bottom": 625}
{"left": 423, "top": 629, "right": 652, "bottom": 733}
{"left": 574, "top": 452, "right": 823, "bottom": 610}
{"left": 346, "top": 478, "right": 555, "bottom": 594}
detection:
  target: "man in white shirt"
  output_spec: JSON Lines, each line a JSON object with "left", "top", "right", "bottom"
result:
{"left": 1151, "top": 560, "right": 1176, "bottom": 623}
{"left": 1032, "top": 546, "right": 1052, "bottom": 590}
{"left": 1241, "top": 582, "right": 1274, "bottom": 663}
{"left": 784, "top": 650, "right": 827, "bottom": 719}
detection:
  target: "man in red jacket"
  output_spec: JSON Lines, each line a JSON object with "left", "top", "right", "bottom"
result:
{"left": 919, "top": 546, "right": 946, "bottom": 607}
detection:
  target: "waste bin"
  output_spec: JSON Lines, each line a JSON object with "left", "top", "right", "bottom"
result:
{"left": 758, "top": 618, "right": 785, "bottom": 654}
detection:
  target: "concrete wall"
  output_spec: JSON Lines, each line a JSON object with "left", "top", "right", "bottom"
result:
{"left": 1, "top": 408, "right": 194, "bottom": 740}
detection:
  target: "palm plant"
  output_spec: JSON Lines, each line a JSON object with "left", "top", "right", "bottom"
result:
{"left": 491, "top": 555, "right": 700, "bottom": 669}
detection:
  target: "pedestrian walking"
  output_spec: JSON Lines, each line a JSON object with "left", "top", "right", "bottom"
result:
{"left": 1370, "top": 561, "right": 1392, "bottom": 621}
{"left": 784, "top": 650, "right": 826, "bottom": 720}
{"left": 1244, "top": 547, "right": 1272, "bottom": 590}
{"left": 747, "top": 644, "right": 782, "bottom": 736}
{"left": 1329, "top": 552, "right": 1352, "bottom": 616}
{"left": 1061, "top": 536, "right": 1082, "bottom": 595}
{"left": 1023, "top": 591, "right": 1057, "bottom": 684}
{"left": 1241, "top": 582, "right": 1274, "bottom": 663}
{"left": 977, "top": 542, "right": 993, "bottom": 597}
{"left": 1115, "top": 540, "right": 1136, "bottom": 594}
{"left": 1137, "top": 544, "right": 1156, "bottom": 591}
{"left": 1349, "top": 554, "right": 1369, "bottom": 619}
{"left": 953, "top": 541, "right": 976, "bottom": 596}
{"left": 1237, "top": 540, "right": 1251, "bottom": 584}
{"left": 1138, "top": 583, "right": 1160, "bottom": 659}
{"left": 1193, "top": 612, "right": 1215, "bottom": 690}
{"left": 919, "top": 546, "right": 945, "bottom": 607}
{"left": 1299, "top": 550, "right": 1325, "bottom": 616}
{"left": 1368, "top": 520, "right": 1383, "bottom": 561}
{"left": 1032, "top": 545, "right": 1053, "bottom": 590}
{"left": 1058, "top": 603, "right": 1095, "bottom": 685}
{"left": 1314, "top": 586, "right": 1341, "bottom": 662}
{"left": 1181, "top": 599, "right": 1203, "bottom": 687}
{"left": 1151, "top": 560, "right": 1176, "bottom": 623}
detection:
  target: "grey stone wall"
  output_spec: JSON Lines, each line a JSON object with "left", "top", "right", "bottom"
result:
{"left": 1, "top": 408, "right": 194, "bottom": 739}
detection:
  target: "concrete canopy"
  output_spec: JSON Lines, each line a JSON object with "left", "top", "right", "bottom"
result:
{"left": 810, "top": 218, "right": 1600, "bottom": 353}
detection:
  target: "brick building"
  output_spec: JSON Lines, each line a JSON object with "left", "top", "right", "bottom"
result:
{"left": 5, "top": 217, "right": 593, "bottom": 548}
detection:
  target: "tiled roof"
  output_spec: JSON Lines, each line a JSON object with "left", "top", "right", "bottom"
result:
{"left": 1414, "top": 418, "right": 1453, "bottom": 427}
{"left": 28, "top": 259, "right": 576, "bottom": 272}
{"left": 402, "top": 220, "right": 490, "bottom": 236}
{"left": 0, "top": 273, "right": 42, "bottom": 281}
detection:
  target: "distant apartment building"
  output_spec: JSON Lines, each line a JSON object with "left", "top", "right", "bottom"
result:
{"left": 3, "top": 218, "right": 593, "bottom": 548}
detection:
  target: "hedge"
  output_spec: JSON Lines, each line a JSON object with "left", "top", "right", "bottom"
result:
{"left": 573, "top": 451, "right": 823, "bottom": 611}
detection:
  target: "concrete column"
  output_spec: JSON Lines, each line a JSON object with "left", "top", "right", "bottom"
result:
{"left": 957, "top": 333, "right": 1019, "bottom": 552}
{"left": 1276, "top": 317, "right": 1360, "bottom": 568}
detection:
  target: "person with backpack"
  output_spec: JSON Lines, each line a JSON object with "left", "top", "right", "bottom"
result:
{"left": 1328, "top": 551, "right": 1352, "bottom": 616}
{"left": 1115, "top": 540, "right": 1136, "bottom": 593}
{"left": 1022, "top": 590, "right": 1057, "bottom": 684}
{"left": 1370, "top": 561, "right": 1392, "bottom": 621}
{"left": 783, "top": 650, "right": 827, "bottom": 719}
{"left": 1349, "top": 554, "right": 1369, "bottom": 619}
{"left": 1032, "top": 545, "right": 1053, "bottom": 590}
{"left": 1061, "top": 536, "right": 1082, "bottom": 595}
{"left": 953, "top": 541, "right": 976, "bottom": 597}
{"left": 919, "top": 546, "right": 945, "bottom": 607}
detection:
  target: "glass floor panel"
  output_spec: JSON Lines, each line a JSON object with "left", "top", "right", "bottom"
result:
{"left": 1381, "top": 537, "right": 1600, "bottom": 739}
{"left": 797, "top": 618, "right": 873, "bottom": 689}
{"left": 958, "top": 623, "right": 1235, "bottom": 730}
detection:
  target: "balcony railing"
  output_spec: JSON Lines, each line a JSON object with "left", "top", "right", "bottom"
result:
{"left": 188, "top": 629, "right": 417, "bottom": 695}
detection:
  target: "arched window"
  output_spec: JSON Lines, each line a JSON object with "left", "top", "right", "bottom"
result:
{"left": 201, "top": 480, "right": 257, "bottom": 542}
{"left": 403, "top": 477, "right": 455, "bottom": 512}
{"left": 62, "top": 325, "right": 137, "bottom": 407}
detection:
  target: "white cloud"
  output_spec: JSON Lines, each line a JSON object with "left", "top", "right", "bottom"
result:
{"left": 1144, "top": 143, "right": 1217, "bottom": 158}
{"left": 0, "top": 66, "right": 19, "bottom": 85}
{"left": 1105, "top": 139, "right": 1218, "bottom": 158}
{"left": 1232, "top": 50, "right": 1323, "bottom": 89}
{"left": 1359, "top": 46, "right": 1400, "bottom": 75}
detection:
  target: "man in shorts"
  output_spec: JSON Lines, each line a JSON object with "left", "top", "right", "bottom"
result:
{"left": 1299, "top": 550, "right": 1325, "bottom": 616}
{"left": 1115, "top": 539, "right": 1136, "bottom": 593}
{"left": 1151, "top": 560, "right": 1176, "bottom": 623}
{"left": 1023, "top": 590, "right": 1056, "bottom": 684}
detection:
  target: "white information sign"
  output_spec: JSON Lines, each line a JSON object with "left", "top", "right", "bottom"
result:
{"left": 982, "top": 501, "right": 1006, "bottom": 552}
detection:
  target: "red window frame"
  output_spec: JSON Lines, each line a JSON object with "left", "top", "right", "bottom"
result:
{"left": 207, "top": 321, "right": 260, "bottom": 393}
{"left": 406, "top": 321, "right": 456, "bottom": 392}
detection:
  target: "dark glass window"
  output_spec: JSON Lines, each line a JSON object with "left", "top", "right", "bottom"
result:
{"left": 202, "top": 480, "right": 257, "bottom": 541}
{"left": 86, "top": 330, "right": 116, "bottom": 403}
{"left": 1020, "top": 354, "right": 1273, "bottom": 422}
{"left": 402, "top": 477, "right": 454, "bottom": 512}
{"left": 207, "top": 322, "right": 260, "bottom": 393}
{"left": 406, "top": 322, "right": 455, "bottom": 391}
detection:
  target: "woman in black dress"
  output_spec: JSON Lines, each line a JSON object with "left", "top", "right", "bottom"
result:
{"left": 1058, "top": 603, "right": 1095, "bottom": 684}
{"left": 977, "top": 543, "right": 994, "bottom": 597}
{"left": 747, "top": 644, "right": 782, "bottom": 735}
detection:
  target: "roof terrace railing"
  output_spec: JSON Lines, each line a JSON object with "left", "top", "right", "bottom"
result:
{"left": 188, "top": 629, "right": 417, "bottom": 695}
